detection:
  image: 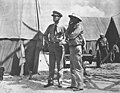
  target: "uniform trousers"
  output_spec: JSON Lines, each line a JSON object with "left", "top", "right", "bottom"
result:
{"left": 48, "top": 42, "right": 65, "bottom": 82}
{"left": 69, "top": 45, "right": 84, "bottom": 89}
{"left": 99, "top": 47, "right": 108, "bottom": 63}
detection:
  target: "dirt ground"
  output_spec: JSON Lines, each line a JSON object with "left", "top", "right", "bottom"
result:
{"left": 0, "top": 62, "right": 120, "bottom": 93}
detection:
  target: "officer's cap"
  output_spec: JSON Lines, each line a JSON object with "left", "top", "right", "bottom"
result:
{"left": 68, "top": 13, "right": 82, "bottom": 21}
{"left": 51, "top": 10, "right": 63, "bottom": 17}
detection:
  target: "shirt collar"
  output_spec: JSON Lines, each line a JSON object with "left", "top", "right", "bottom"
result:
{"left": 54, "top": 22, "right": 63, "bottom": 27}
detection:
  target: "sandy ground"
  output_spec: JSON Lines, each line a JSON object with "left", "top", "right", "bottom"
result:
{"left": 0, "top": 62, "right": 120, "bottom": 93}
{"left": 0, "top": 53, "right": 120, "bottom": 93}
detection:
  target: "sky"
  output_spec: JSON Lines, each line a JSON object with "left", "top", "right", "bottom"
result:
{"left": 39, "top": 0, "right": 120, "bottom": 31}
{"left": 40, "top": 0, "right": 120, "bottom": 17}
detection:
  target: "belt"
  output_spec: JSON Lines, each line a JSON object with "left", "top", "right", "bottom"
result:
{"left": 69, "top": 44, "right": 81, "bottom": 47}
{"left": 50, "top": 41, "right": 59, "bottom": 44}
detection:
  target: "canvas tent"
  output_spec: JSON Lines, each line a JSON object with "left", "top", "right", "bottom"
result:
{"left": 81, "top": 17, "right": 110, "bottom": 55}
{"left": 0, "top": 0, "right": 43, "bottom": 75}
{"left": 105, "top": 14, "right": 120, "bottom": 62}
{"left": 106, "top": 15, "right": 120, "bottom": 49}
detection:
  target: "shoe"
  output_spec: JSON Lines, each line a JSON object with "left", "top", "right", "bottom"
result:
{"left": 44, "top": 83, "right": 53, "bottom": 88}
{"left": 73, "top": 87, "right": 83, "bottom": 91}
{"left": 58, "top": 85, "right": 62, "bottom": 88}
{"left": 28, "top": 71, "right": 32, "bottom": 80}
{"left": 84, "top": 72, "right": 87, "bottom": 75}
{"left": 67, "top": 86, "right": 76, "bottom": 89}
{"left": 0, "top": 76, "right": 3, "bottom": 80}
{"left": 58, "top": 80, "right": 62, "bottom": 88}
{"left": 44, "top": 79, "right": 54, "bottom": 88}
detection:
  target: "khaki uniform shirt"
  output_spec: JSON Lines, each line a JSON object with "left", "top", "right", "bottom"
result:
{"left": 44, "top": 23, "right": 66, "bottom": 44}
{"left": 66, "top": 23, "right": 84, "bottom": 46}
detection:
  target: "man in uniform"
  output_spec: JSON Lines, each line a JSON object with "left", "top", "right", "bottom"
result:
{"left": 65, "top": 13, "right": 84, "bottom": 91}
{"left": 96, "top": 33, "right": 109, "bottom": 65}
{"left": 44, "top": 10, "right": 66, "bottom": 88}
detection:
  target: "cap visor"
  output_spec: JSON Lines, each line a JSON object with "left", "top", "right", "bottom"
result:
{"left": 68, "top": 15, "right": 82, "bottom": 21}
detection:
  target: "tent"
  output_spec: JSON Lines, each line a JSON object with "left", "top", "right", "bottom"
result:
{"left": 106, "top": 15, "right": 120, "bottom": 49}
{"left": 0, "top": 0, "right": 43, "bottom": 75}
{"left": 82, "top": 17, "right": 110, "bottom": 55}
{"left": 105, "top": 14, "right": 120, "bottom": 62}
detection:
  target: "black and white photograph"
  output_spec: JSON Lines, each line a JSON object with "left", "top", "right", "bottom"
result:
{"left": 0, "top": 0, "right": 120, "bottom": 93}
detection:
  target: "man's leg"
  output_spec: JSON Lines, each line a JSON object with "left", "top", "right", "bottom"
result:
{"left": 44, "top": 44, "right": 56, "bottom": 87}
{"left": 69, "top": 46, "right": 84, "bottom": 90}
{"left": 55, "top": 45, "right": 64, "bottom": 87}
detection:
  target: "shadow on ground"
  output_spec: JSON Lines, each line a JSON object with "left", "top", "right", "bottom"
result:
{"left": 2, "top": 63, "right": 120, "bottom": 92}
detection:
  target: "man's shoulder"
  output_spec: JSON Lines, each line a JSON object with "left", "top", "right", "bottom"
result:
{"left": 74, "top": 25, "right": 83, "bottom": 34}
{"left": 97, "top": 38, "right": 101, "bottom": 42}
{"left": 48, "top": 23, "right": 54, "bottom": 27}
{"left": 45, "top": 24, "right": 54, "bottom": 33}
{"left": 77, "top": 23, "right": 84, "bottom": 30}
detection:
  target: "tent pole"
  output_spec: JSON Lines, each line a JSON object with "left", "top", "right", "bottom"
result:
{"left": 35, "top": 0, "right": 40, "bottom": 31}
{"left": 19, "top": 0, "right": 25, "bottom": 77}
{"left": 32, "top": 0, "right": 42, "bottom": 74}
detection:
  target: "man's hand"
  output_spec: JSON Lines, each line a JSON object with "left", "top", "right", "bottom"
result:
{"left": 59, "top": 40, "right": 67, "bottom": 46}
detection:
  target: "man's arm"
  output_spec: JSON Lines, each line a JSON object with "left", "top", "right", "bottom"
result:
{"left": 44, "top": 26, "right": 50, "bottom": 44}
{"left": 82, "top": 34, "right": 86, "bottom": 51}
{"left": 106, "top": 38, "right": 109, "bottom": 51}
{"left": 61, "top": 27, "right": 67, "bottom": 44}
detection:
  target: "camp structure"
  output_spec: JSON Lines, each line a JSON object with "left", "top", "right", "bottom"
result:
{"left": 105, "top": 14, "right": 120, "bottom": 63}
{"left": 0, "top": 0, "right": 43, "bottom": 75}
{"left": 82, "top": 17, "right": 110, "bottom": 55}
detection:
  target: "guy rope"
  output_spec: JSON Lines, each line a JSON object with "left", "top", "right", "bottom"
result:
{"left": 101, "top": 44, "right": 119, "bottom": 64}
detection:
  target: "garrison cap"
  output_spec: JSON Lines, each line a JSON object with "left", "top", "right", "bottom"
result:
{"left": 69, "top": 13, "right": 82, "bottom": 21}
{"left": 51, "top": 10, "right": 63, "bottom": 17}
